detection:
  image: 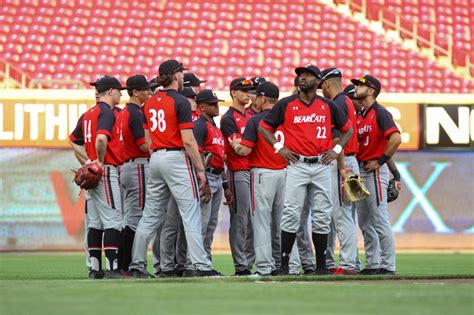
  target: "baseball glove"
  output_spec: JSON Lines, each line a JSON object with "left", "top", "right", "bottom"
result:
{"left": 344, "top": 173, "right": 370, "bottom": 202}
{"left": 387, "top": 179, "right": 401, "bottom": 203}
{"left": 72, "top": 163, "right": 103, "bottom": 190}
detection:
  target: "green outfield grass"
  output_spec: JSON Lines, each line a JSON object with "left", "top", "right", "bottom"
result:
{"left": 1, "top": 253, "right": 473, "bottom": 315}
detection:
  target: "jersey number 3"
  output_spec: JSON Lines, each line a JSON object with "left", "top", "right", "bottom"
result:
{"left": 149, "top": 109, "right": 167, "bottom": 132}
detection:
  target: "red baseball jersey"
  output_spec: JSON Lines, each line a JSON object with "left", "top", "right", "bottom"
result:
{"left": 244, "top": 105, "right": 258, "bottom": 118}
{"left": 192, "top": 108, "right": 201, "bottom": 122}
{"left": 333, "top": 93, "right": 359, "bottom": 155}
{"left": 220, "top": 107, "right": 249, "bottom": 171}
{"left": 193, "top": 115, "right": 225, "bottom": 169}
{"left": 121, "top": 102, "right": 150, "bottom": 162}
{"left": 241, "top": 109, "right": 286, "bottom": 170}
{"left": 69, "top": 102, "right": 122, "bottom": 166}
{"left": 261, "top": 94, "right": 351, "bottom": 156}
{"left": 143, "top": 90, "right": 194, "bottom": 150}
{"left": 357, "top": 102, "right": 399, "bottom": 161}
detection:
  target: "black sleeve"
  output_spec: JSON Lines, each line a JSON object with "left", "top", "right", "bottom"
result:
{"left": 376, "top": 108, "right": 398, "bottom": 133}
{"left": 334, "top": 94, "right": 348, "bottom": 116}
{"left": 129, "top": 107, "right": 146, "bottom": 141}
{"left": 70, "top": 113, "right": 85, "bottom": 145}
{"left": 220, "top": 115, "right": 238, "bottom": 137}
{"left": 329, "top": 99, "right": 349, "bottom": 131}
{"left": 175, "top": 96, "right": 193, "bottom": 126}
{"left": 97, "top": 106, "right": 115, "bottom": 138}
{"left": 193, "top": 119, "right": 208, "bottom": 149}
{"left": 242, "top": 116, "right": 258, "bottom": 144}
{"left": 262, "top": 99, "right": 286, "bottom": 130}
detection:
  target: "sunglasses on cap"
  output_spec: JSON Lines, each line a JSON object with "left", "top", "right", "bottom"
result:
{"left": 230, "top": 79, "right": 254, "bottom": 89}
{"left": 358, "top": 76, "right": 378, "bottom": 90}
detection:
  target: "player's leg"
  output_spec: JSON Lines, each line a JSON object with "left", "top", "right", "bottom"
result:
{"left": 130, "top": 154, "right": 170, "bottom": 276}
{"left": 85, "top": 192, "right": 103, "bottom": 278}
{"left": 270, "top": 171, "right": 286, "bottom": 273}
{"left": 167, "top": 152, "right": 212, "bottom": 271}
{"left": 159, "top": 198, "right": 181, "bottom": 275}
{"left": 297, "top": 199, "right": 316, "bottom": 274}
{"left": 280, "top": 163, "right": 310, "bottom": 274}
{"left": 357, "top": 167, "right": 381, "bottom": 273}
{"left": 228, "top": 170, "right": 252, "bottom": 275}
{"left": 84, "top": 191, "right": 91, "bottom": 271}
{"left": 203, "top": 173, "right": 223, "bottom": 262}
{"left": 307, "top": 163, "right": 333, "bottom": 273}
{"left": 370, "top": 164, "right": 396, "bottom": 272}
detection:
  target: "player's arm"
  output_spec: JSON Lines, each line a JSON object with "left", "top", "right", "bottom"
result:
{"left": 69, "top": 114, "right": 88, "bottom": 165}
{"left": 95, "top": 107, "right": 115, "bottom": 166}
{"left": 220, "top": 171, "right": 233, "bottom": 205}
{"left": 70, "top": 142, "right": 88, "bottom": 165}
{"left": 232, "top": 118, "right": 256, "bottom": 157}
{"left": 365, "top": 109, "right": 401, "bottom": 172}
{"left": 130, "top": 107, "right": 149, "bottom": 153}
{"left": 259, "top": 100, "right": 299, "bottom": 163}
{"left": 220, "top": 115, "right": 242, "bottom": 154}
{"left": 321, "top": 100, "right": 353, "bottom": 164}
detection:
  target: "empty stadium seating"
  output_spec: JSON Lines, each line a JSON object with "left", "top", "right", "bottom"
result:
{"left": 0, "top": 0, "right": 472, "bottom": 92}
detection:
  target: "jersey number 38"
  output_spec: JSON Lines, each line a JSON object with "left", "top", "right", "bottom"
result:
{"left": 149, "top": 109, "right": 167, "bottom": 132}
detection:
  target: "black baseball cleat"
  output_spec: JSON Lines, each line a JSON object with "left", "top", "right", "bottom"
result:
{"left": 278, "top": 265, "right": 289, "bottom": 276}
{"left": 88, "top": 269, "right": 105, "bottom": 279}
{"left": 234, "top": 269, "right": 252, "bottom": 276}
{"left": 303, "top": 268, "right": 315, "bottom": 275}
{"left": 104, "top": 270, "right": 125, "bottom": 279}
{"left": 182, "top": 269, "right": 197, "bottom": 277}
{"left": 359, "top": 268, "right": 379, "bottom": 275}
{"left": 159, "top": 270, "right": 178, "bottom": 278}
{"left": 314, "top": 268, "right": 330, "bottom": 275}
{"left": 377, "top": 268, "right": 399, "bottom": 275}
{"left": 129, "top": 269, "right": 155, "bottom": 279}
{"left": 195, "top": 269, "right": 222, "bottom": 277}
{"left": 270, "top": 270, "right": 280, "bottom": 276}
{"left": 251, "top": 271, "right": 271, "bottom": 277}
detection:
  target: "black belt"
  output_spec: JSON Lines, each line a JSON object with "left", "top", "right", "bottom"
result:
{"left": 125, "top": 157, "right": 149, "bottom": 163}
{"left": 206, "top": 167, "right": 223, "bottom": 175}
{"left": 346, "top": 153, "right": 356, "bottom": 156}
{"left": 299, "top": 156, "right": 319, "bottom": 164}
{"left": 153, "top": 148, "right": 184, "bottom": 152}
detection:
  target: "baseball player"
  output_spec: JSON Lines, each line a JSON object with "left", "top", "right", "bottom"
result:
{"left": 119, "top": 75, "right": 153, "bottom": 273}
{"left": 259, "top": 64, "right": 353, "bottom": 275}
{"left": 194, "top": 89, "right": 233, "bottom": 261}
{"left": 159, "top": 86, "right": 202, "bottom": 277}
{"left": 245, "top": 76, "right": 266, "bottom": 118}
{"left": 352, "top": 74, "right": 401, "bottom": 275}
{"left": 319, "top": 68, "right": 360, "bottom": 275}
{"left": 69, "top": 76, "right": 125, "bottom": 279}
{"left": 230, "top": 82, "right": 284, "bottom": 276}
{"left": 220, "top": 77, "right": 256, "bottom": 276}
{"left": 184, "top": 72, "right": 207, "bottom": 93}
{"left": 129, "top": 59, "right": 219, "bottom": 278}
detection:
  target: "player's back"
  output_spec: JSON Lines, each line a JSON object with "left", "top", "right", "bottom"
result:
{"left": 143, "top": 89, "right": 194, "bottom": 150}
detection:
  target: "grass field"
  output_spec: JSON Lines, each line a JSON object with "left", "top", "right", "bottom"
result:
{"left": 1, "top": 253, "right": 473, "bottom": 315}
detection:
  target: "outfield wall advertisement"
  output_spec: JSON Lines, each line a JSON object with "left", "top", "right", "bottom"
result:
{"left": 0, "top": 90, "right": 473, "bottom": 150}
{"left": 0, "top": 149, "right": 472, "bottom": 251}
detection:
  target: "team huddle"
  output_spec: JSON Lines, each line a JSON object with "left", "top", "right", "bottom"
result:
{"left": 69, "top": 59, "right": 402, "bottom": 279}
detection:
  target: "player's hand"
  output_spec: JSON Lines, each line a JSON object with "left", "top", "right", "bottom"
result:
{"left": 364, "top": 160, "right": 380, "bottom": 172}
{"left": 394, "top": 180, "right": 402, "bottom": 191}
{"left": 278, "top": 147, "right": 300, "bottom": 164}
{"left": 223, "top": 188, "right": 233, "bottom": 205}
{"left": 196, "top": 170, "right": 207, "bottom": 191}
{"left": 91, "top": 159, "right": 103, "bottom": 168}
{"left": 200, "top": 184, "right": 211, "bottom": 204}
{"left": 320, "top": 150, "right": 338, "bottom": 165}
{"left": 339, "top": 167, "right": 352, "bottom": 179}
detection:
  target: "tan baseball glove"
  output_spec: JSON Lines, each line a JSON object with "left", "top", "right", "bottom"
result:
{"left": 344, "top": 173, "right": 370, "bottom": 202}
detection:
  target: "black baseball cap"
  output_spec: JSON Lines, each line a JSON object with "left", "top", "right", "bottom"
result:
{"left": 149, "top": 76, "right": 159, "bottom": 91}
{"left": 179, "top": 87, "right": 197, "bottom": 98}
{"left": 343, "top": 84, "right": 356, "bottom": 98}
{"left": 90, "top": 76, "right": 126, "bottom": 93}
{"left": 196, "top": 89, "right": 224, "bottom": 104}
{"left": 295, "top": 64, "right": 321, "bottom": 79}
{"left": 183, "top": 73, "right": 207, "bottom": 87}
{"left": 318, "top": 68, "right": 342, "bottom": 88}
{"left": 351, "top": 74, "right": 381, "bottom": 93}
{"left": 248, "top": 81, "right": 279, "bottom": 99}
{"left": 229, "top": 77, "right": 255, "bottom": 91}
{"left": 159, "top": 59, "right": 188, "bottom": 76}
{"left": 249, "top": 76, "right": 266, "bottom": 88}
{"left": 126, "top": 75, "right": 154, "bottom": 90}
